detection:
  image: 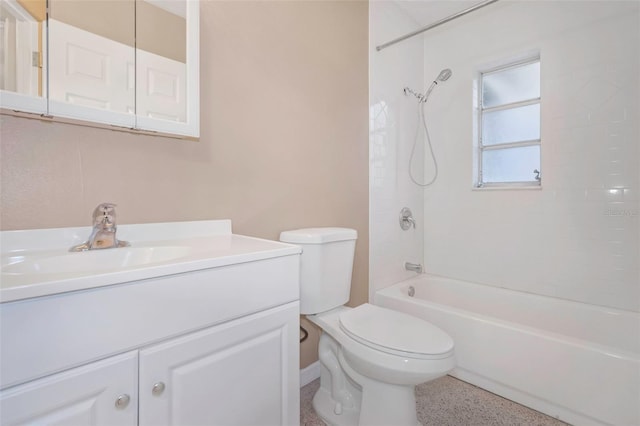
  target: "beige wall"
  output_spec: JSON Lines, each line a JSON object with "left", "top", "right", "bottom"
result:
{"left": 0, "top": 0, "right": 368, "bottom": 369}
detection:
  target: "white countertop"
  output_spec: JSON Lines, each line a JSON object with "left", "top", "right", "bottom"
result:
{"left": 1, "top": 220, "right": 301, "bottom": 303}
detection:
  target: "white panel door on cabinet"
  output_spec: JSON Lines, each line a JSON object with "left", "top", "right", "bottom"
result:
{"left": 0, "top": 351, "right": 138, "bottom": 426}
{"left": 139, "top": 302, "right": 300, "bottom": 426}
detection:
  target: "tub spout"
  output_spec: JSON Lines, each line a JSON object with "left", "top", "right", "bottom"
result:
{"left": 405, "top": 262, "right": 423, "bottom": 273}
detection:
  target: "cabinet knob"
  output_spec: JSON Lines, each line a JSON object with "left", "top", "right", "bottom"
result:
{"left": 152, "top": 381, "right": 166, "bottom": 396}
{"left": 115, "top": 394, "right": 130, "bottom": 409}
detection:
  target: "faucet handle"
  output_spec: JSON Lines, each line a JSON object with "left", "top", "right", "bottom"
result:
{"left": 92, "top": 203, "right": 118, "bottom": 227}
{"left": 399, "top": 207, "right": 416, "bottom": 230}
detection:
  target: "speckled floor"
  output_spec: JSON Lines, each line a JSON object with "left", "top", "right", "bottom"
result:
{"left": 300, "top": 375, "right": 569, "bottom": 426}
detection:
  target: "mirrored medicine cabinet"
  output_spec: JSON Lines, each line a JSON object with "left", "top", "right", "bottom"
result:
{"left": 0, "top": 0, "right": 199, "bottom": 138}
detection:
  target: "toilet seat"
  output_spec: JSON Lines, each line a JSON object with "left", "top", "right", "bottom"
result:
{"left": 308, "top": 305, "right": 455, "bottom": 386}
{"left": 339, "top": 304, "right": 454, "bottom": 360}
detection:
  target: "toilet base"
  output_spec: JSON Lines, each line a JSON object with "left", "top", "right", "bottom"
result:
{"left": 312, "top": 386, "right": 360, "bottom": 426}
{"left": 314, "top": 332, "right": 423, "bottom": 426}
{"left": 313, "top": 367, "right": 422, "bottom": 426}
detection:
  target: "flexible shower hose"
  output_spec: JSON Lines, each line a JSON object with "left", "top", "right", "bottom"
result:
{"left": 409, "top": 100, "right": 439, "bottom": 187}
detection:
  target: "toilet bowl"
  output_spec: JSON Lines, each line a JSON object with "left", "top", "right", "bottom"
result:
{"left": 308, "top": 304, "right": 454, "bottom": 426}
{"left": 279, "top": 228, "right": 455, "bottom": 425}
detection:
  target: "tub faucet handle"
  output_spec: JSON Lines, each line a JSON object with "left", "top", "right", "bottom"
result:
{"left": 400, "top": 207, "right": 416, "bottom": 230}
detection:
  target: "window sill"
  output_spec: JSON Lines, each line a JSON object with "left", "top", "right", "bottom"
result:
{"left": 472, "top": 184, "right": 542, "bottom": 191}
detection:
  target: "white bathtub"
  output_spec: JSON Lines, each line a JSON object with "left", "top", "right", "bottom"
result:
{"left": 375, "top": 274, "right": 640, "bottom": 426}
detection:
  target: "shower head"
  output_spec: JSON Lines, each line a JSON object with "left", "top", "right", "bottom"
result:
{"left": 421, "top": 68, "right": 453, "bottom": 102}
{"left": 436, "top": 68, "right": 452, "bottom": 82}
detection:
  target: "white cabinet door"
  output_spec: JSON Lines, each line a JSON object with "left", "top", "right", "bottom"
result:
{"left": 0, "top": 351, "right": 138, "bottom": 426}
{"left": 139, "top": 302, "right": 300, "bottom": 426}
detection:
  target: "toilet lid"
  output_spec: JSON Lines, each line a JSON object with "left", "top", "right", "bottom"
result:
{"left": 339, "top": 304, "right": 454, "bottom": 359}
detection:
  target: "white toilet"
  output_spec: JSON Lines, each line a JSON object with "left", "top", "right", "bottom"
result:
{"left": 280, "top": 227, "right": 455, "bottom": 426}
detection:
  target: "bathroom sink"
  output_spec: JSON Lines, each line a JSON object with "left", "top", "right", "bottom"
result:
{"left": 3, "top": 246, "right": 192, "bottom": 275}
{"left": 0, "top": 220, "right": 301, "bottom": 303}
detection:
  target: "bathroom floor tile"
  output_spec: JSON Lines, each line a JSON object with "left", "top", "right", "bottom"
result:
{"left": 300, "top": 375, "right": 568, "bottom": 426}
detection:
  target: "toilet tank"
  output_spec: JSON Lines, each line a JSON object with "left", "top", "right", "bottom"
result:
{"left": 279, "top": 228, "right": 357, "bottom": 315}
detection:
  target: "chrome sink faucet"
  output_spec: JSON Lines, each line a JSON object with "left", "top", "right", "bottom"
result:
{"left": 69, "top": 203, "right": 130, "bottom": 252}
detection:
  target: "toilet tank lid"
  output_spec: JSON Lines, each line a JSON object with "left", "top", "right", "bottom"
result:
{"left": 279, "top": 227, "right": 357, "bottom": 244}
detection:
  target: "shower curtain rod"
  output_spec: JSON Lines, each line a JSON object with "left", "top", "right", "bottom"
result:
{"left": 376, "top": 0, "right": 500, "bottom": 52}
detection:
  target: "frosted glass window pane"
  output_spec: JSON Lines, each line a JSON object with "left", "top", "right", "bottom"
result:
{"left": 482, "top": 145, "right": 540, "bottom": 183}
{"left": 482, "top": 62, "right": 540, "bottom": 108}
{"left": 482, "top": 103, "right": 540, "bottom": 146}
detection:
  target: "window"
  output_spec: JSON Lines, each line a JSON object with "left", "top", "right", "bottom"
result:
{"left": 477, "top": 58, "right": 541, "bottom": 187}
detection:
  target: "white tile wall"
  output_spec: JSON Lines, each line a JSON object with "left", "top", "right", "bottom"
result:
{"left": 369, "top": 2, "right": 426, "bottom": 301}
{"left": 418, "top": 1, "right": 639, "bottom": 312}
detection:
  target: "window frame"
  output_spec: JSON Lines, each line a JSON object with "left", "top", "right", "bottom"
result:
{"left": 476, "top": 56, "right": 542, "bottom": 188}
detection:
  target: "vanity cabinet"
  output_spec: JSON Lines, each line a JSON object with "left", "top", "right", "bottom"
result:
{"left": 0, "top": 227, "right": 301, "bottom": 426}
{"left": 0, "top": 302, "right": 299, "bottom": 426}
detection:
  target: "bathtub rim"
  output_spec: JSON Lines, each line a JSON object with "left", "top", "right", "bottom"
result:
{"left": 375, "top": 274, "right": 640, "bottom": 362}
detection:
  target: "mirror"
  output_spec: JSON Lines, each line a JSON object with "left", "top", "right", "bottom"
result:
{"left": 136, "top": 0, "right": 198, "bottom": 136}
{"left": 48, "top": 0, "right": 136, "bottom": 126}
{"left": 136, "top": 0, "right": 186, "bottom": 123}
{"left": 0, "top": 0, "right": 47, "bottom": 113}
{"left": 0, "top": 0, "right": 199, "bottom": 137}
